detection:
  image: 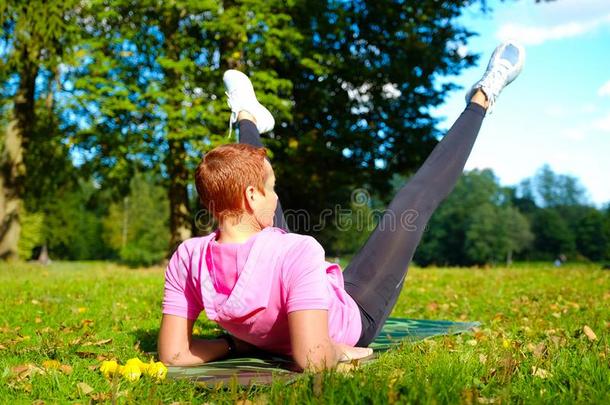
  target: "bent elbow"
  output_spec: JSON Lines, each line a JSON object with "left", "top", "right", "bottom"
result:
{"left": 158, "top": 352, "right": 177, "bottom": 366}
{"left": 158, "top": 350, "right": 185, "bottom": 366}
{"left": 294, "top": 347, "right": 338, "bottom": 371}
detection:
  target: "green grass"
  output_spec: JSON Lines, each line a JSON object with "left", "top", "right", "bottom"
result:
{"left": 0, "top": 261, "right": 608, "bottom": 404}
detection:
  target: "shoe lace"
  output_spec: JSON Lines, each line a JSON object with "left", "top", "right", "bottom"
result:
{"left": 482, "top": 64, "right": 510, "bottom": 112}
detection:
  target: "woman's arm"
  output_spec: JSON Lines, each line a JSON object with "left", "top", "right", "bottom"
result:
{"left": 158, "top": 314, "right": 255, "bottom": 366}
{"left": 288, "top": 309, "right": 373, "bottom": 371}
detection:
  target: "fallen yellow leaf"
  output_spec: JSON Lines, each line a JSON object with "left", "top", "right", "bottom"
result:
{"left": 583, "top": 325, "right": 597, "bottom": 341}
{"left": 11, "top": 364, "right": 45, "bottom": 381}
{"left": 60, "top": 364, "right": 73, "bottom": 375}
{"left": 526, "top": 342, "right": 547, "bottom": 359}
{"left": 77, "top": 382, "right": 94, "bottom": 395}
{"left": 82, "top": 338, "right": 112, "bottom": 347}
{"left": 531, "top": 366, "right": 552, "bottom": 379}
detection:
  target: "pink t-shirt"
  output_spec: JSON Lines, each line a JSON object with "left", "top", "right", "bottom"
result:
{"left": 162, "top": 226, "right": 362, "bottom": 355}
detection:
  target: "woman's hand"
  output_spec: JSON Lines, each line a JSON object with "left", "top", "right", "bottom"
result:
{"left": 334, "top": 343, "right": 373, "bottom": 362}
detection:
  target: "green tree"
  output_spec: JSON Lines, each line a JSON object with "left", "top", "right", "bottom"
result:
{"left": 530, "top": 208, "right": 575, "bottom": 260}
{"left": 0, "top": 0, "right": 80, "bottom": 259}
{"left": 330, "top": 198, "right": 378, "bottom": 256}
{"left": 17, "top": 208, "right": 44, "bottom": 260}
{"left": 62, "top": 0, "right": 484, "bottom": 255}
{"left": 415, "top": 169, "right": 532, "bottom": 266}
{"left": 272, "top": 0, "right": 478, "bottom": 243}
{"left": 573, "top": 207, "right": 608, "bottom": 262}
{"left": 65, "top": 0, "right": 301, "bottom": 252}
{"left": 103, "top": 173, "right": 169, "bottom": 266}
{"left": 465, "top": 204, "right": 532, "bottom": 265}
{"left": 502, "top": 205, "right": 534, "bottom": 264}
{"left": 42, "top": 181, "right": 108, "bottom": 260}
{"left": 605, "top": 205, "right": 610, "bottom": 261}
{"left": 519, "top": 164, "right": 588, "bottom": 208}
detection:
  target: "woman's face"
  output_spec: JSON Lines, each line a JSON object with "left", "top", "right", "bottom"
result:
{"left": 251, "top": 159, "right": 278, "bottom": 228}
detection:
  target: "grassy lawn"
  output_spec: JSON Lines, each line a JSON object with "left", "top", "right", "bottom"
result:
{"left": 0, "top": 261, "right": 608, "bottom": 404}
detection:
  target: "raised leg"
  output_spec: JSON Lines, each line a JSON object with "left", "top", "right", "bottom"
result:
{"left": 344, "top": 39, "right": 526, "bottom": 346}
{"left": 343, "top": 102, "right": 486, "bottom": 345}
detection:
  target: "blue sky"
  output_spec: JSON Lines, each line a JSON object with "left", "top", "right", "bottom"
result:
{"left": 433, "top": 0, "right": 610, "bottom": 206}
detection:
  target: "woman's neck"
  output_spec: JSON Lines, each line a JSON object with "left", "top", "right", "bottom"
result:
{"left": 217, "top": 215, "right": 263, "bottom": 244}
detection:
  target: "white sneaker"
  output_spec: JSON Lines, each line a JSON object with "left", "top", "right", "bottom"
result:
{"left": 465, "top": 41, "right": 525, "bottom": 112}
{"left": 223, "top": 69, "right": 275, "bottom": 135}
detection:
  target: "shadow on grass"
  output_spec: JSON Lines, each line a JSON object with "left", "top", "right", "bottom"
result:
{"left": 131, "top": 327, "right": 224, "bottom": 355}
{"left": 132, "top": 328, "right": 159, "bottom": 354}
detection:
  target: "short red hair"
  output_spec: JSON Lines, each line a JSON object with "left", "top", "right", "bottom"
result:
{"left": 195, "top": 143, "right": 268, "bottom": 220}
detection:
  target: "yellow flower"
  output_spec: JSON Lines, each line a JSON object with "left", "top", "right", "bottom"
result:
{"left": 146, "top": 361, "right": 168, "bottom": 381}
{"left": 99, "top": 360, "right": 118, "bottom": 378}
{"left": 121, "top": 363, "right": 141, "bottom": 382}
{"left": 502, "top": 339, "right": 511, "bottom": 349}
{"left": 125, "top": 357, "right": 149, "bottom": 372}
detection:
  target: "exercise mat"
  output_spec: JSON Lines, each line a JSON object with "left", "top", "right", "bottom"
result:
{"left": 167, "top": 317, "right": 480, "bottom": 387}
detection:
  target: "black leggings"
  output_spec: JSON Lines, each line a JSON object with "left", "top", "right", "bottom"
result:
{"left": 237, "top": 102, "right": 486, "bottom": 346}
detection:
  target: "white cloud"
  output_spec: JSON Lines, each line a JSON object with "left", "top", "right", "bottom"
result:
{"left": 561, "top": 128, "right": 586, "bottom": 141}
{"left": 592, "top": 113, "right": 610, "bottom": 132}
{"left": 534, "top": 0, "right": 610, "bottom": 23}
{"left": 496, "top": 13, "right": 610, "bottom": 46}
{"left": 581, "top": 103, "right": 599, "bottom": 114}
{"left": 598, "top": 80, "right": 610, "bottom": 97}
{"left": 543, "top": 105, "right": 567, "bottom": 118}
{"left": 544, "top": 103, "right": 600, "bottom": 118}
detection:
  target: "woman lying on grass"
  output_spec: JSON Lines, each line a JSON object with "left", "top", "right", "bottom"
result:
{"left": 157, "top": 41, "right": 525, "bottom": 371}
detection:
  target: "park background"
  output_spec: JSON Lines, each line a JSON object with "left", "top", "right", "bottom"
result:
{"left": 1, "top": 0, "right": 609, "bottom": 267}
{"left": 0, "top": 0, "right": 609, "bottom": 403}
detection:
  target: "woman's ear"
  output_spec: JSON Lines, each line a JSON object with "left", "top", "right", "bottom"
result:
{"left": 244, "top": 185, "right": 258, "bottom": 212}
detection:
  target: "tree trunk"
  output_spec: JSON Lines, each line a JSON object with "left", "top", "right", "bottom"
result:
{"left": 122, "top": 196, "right": 129, "bottom": 249}
{"left": 162, "top": 10, "right": 193, "bottom": 253}
{"left": 167, "top": 139, "right": 192, "bottom": 251}
{"left": 0, "top": 61, "right": 37, "bottom": 260}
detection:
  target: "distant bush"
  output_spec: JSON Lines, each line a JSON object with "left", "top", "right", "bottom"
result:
{"left": 103, "top": 173, "right": 169, "bottom": 267}
{"left": 17, "top": 209, "right": 45, "bottom": 260}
